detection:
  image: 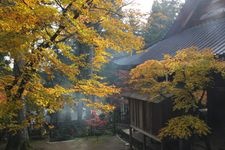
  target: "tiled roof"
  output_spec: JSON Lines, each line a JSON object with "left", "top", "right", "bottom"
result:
{"left": 114, "top": 17, "right": 225, "bottom": 66}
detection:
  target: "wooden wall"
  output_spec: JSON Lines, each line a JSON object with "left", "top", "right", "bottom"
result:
{"left": 208, "top": 87, "right": 225, "bottom": 128}
{"left": 207, "top": 73, "right": 225, "bottom": 129}
{"left": 129, "top": 98, "right": 173, "bottom": 136}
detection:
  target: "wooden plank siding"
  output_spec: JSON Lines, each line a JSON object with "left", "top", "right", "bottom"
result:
{"left": 129, "top": 97, "right": 173, "bottom": 138}
{"left": 208, "top": 86, "right": 225, "bottom": 128}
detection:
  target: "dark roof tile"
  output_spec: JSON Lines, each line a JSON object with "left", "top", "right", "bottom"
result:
{"left": 114, "top": 18, "right": 225, "bottom": 66}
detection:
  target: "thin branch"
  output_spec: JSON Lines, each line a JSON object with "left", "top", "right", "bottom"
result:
{"left": 56, "top": 33, "right": 76, "bottom": 43}
{"left": 181, "top": 70, "right": 195, "bottom": 100}
{"left": 198, "top": 90, "right": 206, "bottom": 107}
{"left": 54, "top": 0, "right": 65, "bottom": 11}
{"left": 117, "top": 1, "right": 134, "bottom": 11}
{"left": 21, "top": 0, "right": 33, "bottom": 9}
{"left": 92, "top": 6, "right": 124, "bottom": 17}
{"left": 49, "top": 2, "right": 73, "bottom": 42}
{"left": 44, "top": 27, "right": 52, "bottom": 38}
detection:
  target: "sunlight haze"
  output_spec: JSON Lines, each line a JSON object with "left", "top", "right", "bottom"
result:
{"left": 125, "top": 0, "right": 185, "bottom": 13}
{"left": 124, "top": 0, "right": 154, "bottom": 13}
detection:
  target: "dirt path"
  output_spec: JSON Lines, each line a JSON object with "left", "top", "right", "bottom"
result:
{"left": 31, "top": 135, "right": 129, "bottom": 150}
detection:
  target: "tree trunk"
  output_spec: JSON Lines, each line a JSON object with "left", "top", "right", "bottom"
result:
{"left": 6, "top": 99, "right": 30, "bottom": 150}
{"left": 6, "top": 128, "right": 30, "bottom": 150}
{"left": 77, "top": 101, "right": 83, "bottom": 122}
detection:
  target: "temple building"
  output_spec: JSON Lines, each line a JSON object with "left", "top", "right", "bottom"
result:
{"left": 114, "top": 0, "right": 225, "bottom": 149}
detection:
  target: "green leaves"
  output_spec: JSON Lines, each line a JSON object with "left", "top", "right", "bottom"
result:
{"left": 143, "top": 0, "right": 182, "bottom": 46}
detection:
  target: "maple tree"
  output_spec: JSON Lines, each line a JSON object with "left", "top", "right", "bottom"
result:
{"left": 85, "top": 110, "right": 107, "bottom": 128}
{"left": 85, "top": 110, "right": 108, "bottom": 141}
{"left": 129, "top": 47, "right": 225, "bottom": 140}
{"left": 0, "top": 0, "right": 143, "bottom": 149}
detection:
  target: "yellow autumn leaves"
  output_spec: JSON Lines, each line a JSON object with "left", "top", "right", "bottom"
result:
{"left": 159, "top": 115, "right": 210, "bottom": 139}
{"left": 0, "top": 0, "right": 143, "bottom": 132}
{"left": 129, "top": 47, "right": 225, "bottom": 139}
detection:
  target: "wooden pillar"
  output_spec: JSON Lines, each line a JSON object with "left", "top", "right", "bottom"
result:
{"left": 129, "top": 127, "right": 133, "bottom": 150}
{"left": 113, "top": 110, "right": 116, "bottom": 135}
{"left": 179, "top": 140, "right": 183, "bottom": 150}
{"left": 160, "top": 141, "right": 164, "bottom": 150}
{"left": 143, "top": 135, "right": 146, "bottom": 150}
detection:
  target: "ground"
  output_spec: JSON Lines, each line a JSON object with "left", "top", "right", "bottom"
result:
{"left": 0, "top": 135, "right": 129, "bottom": 150}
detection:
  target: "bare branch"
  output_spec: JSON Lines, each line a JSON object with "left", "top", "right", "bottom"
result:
{"left": 56, "top": 33, "right": 76, "bottom": 43}
{"left": 54, "top": 0, "right": 65, "bottom": 11}
{"left": 92, "top": 6, "right": 124, "bottom": 17}
{"left": 198, "top": 90, "right": 206, "bottom": 106}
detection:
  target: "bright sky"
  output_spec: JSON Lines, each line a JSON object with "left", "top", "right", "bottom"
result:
{"left": 124, "top": 0, "right": 154, "bottom": 13}
{"left": 124, "top": 0, "right": 185, "bottom": 13}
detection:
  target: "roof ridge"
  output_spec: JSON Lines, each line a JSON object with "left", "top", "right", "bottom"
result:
{"left": 165, "top": 17, "right": 225, "bottom": 39}
{"left": 114, "top": 16, "right": 225, "bottom": 66}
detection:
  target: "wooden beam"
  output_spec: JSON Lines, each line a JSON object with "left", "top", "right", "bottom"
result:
{"left": 130, "top": 125, "right": 161, "bottom": 142}
{"left": 129, "top": 127, "right": 133, "bottom": 150}
{"left": 160, "top": 141, "right": 164, "bottom": 150}
{"left": 143, "top": 135, "right": 146, "bottom": 150}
